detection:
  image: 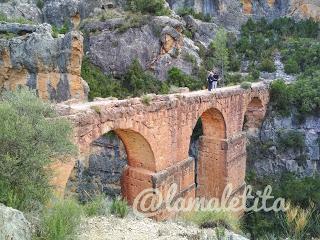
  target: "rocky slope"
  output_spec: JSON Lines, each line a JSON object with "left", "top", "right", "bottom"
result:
{"left": 76, "top": 214, "right": 248, "bottom": 240}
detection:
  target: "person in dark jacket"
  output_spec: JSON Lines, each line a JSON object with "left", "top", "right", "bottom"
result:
{"left": 207, "top": 71, "right": 214, "bottom": 91}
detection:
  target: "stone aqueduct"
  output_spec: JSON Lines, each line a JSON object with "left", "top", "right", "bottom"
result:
{"left": 54, "top": 82, "right": 270, "bottom": 218}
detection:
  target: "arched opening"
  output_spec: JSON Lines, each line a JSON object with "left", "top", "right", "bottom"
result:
{"left": 66, "top": 129, "right": 155, "bottom": 205}
{"left": 243, "top": 97, "right": 265, "bottom": 135}
{"left": 189, "top": 108, "right": 227, "bottom": 199}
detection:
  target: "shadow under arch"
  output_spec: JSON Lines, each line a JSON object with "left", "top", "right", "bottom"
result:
{"left": 66, "top": 128, "right": 156, "bottom": 206}
{"left": 189, "top": 107, "right": 227, "bottom": 199}
{"left": 243, "top": 97, "right": 265, "bottom": 135}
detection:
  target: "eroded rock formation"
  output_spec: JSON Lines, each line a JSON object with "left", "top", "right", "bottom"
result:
{"left": 84, "top": 16, "right": 202, "bottom": 80}
{"left": 0, "top": 23, "right": 88, "bottom": 102}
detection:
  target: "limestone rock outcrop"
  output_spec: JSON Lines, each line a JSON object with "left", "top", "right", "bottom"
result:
{"left": 0, "top": 23, "right": 88, "bottom": 102}
{"left": 0, "top": 0, "right": 42, "bottom": 24}
{"left": 167, "top": 0, "right": 320, "bottom": 30}
{"left": 0, "top": 204, "right": 31, "bottom": 240}
{"left": 84, "top": 16, "right": 202, "bottom": 80}
{"left": 248, "top": 111, "right": 320, "bottom": 177}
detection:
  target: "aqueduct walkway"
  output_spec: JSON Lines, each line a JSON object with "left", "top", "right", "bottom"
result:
{"left": 54, "top": 82, "right": 270, "bottom": 219}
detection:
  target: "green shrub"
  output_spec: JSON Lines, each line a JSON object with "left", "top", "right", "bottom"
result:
{"left": 110, "top": 198, "right": 129, "bottom": 218}
{"left": 123, "top": 59, "right": 168, "bottom": 96}
{"left": 0, "top": 11, "right": 33, "bottom": 24}
{"left": 290, "top": 71, "right": 320, "bottom": 119}
{"left": 167, "top": 67, "right": 204, "bottom": 91}
{"left": 127, "top": 0, "right": 170, "bottom": 16}
{"left": 36, "top": 0, "right": 44, "bottom": 9}
{"left": 83, "top": 195, "right": 108, "bottom": 217}
{"left": 0, "top": 88, "right": 75, "bottom": 211}
{"left": 260, "top": 58, "right": 276, "bottom": 73}
{"left": 177, "top": 7, "right": 212, "bottom": 22}
{"left": 277, "top": 129, "right": 305, "bottom": 152}
{"left": 270, "top": 79, "right": 291, "bottom": 116}
{"left": 183, "top": 210, "right": 240, "bottom": 232}
{"left": 51, "top": 21, "right": 69, "bottom": 37}
{"left": 0, "top": 11, "right": 7, "bottom": 22}
{"left": 182, "top": 52, "right": 197, "bottom": 65}
{"left": 117, "top": 14, "right": 150, "bottom": 33}
{"left": 225, "top": 73, "right": 243, "bottom": 86}
{"left": 82, "top": 58, "right": 168, "bottom": 100}
{"left": 240, "top": 81, "right": 252, "bottom": 89}
{"left": 284, "top": 58, "right": 300, "bottom": 74}
{"left": 81, "top": 57, "right": 127, "bottom": 100}
{"left": 270, "top": 72, "right": 320, "bottom": 120}
{"left": 250, "top": 69, "right": 260, "bottom": 81}
{"left": 37, "top": 199, "right": 83, "bottom": 240}
{"left": 141, "top": 94, "right": 153, "bottom": 105}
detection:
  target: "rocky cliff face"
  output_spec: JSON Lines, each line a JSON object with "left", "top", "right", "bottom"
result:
{"left": 167, "top": 0, "right": 320, "bottom": 30}
{"left": 83, "top": 16, "right": 202, "bottom": 80}
{"left": 247, "top": 110, "right": 320, "bottom": 177}
{"left": 0, "top": 23, "right": 88, "bottom": 102}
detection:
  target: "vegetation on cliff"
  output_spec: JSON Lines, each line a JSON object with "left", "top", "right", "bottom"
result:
{"left": 235, "top": 17, "right": 319, "bottom": 75}
{"left": 270, "top": 71, "right": 320, "bottom": 120}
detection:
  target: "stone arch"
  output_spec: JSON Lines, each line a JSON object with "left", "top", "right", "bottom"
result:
{"left": 114, "top": 129, "right": 156, "bottom": 171}
{"left": 201, "top": 108, "right": 227, "bottom": 139}
{"left": 113, "top": 129, "right": 156, "bottom": 205}
{"left": 190, "top": 107, "right": 227, "bottom": 199}
{"left": 243, "top": 97, "right": 265, "bottom": 135}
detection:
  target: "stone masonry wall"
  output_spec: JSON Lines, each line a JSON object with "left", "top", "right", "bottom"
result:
{"left": 55, "top": 82, "right": 270, "bottom": 219}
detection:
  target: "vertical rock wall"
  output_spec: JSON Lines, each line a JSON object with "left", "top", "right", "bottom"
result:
{"left": 0, "top": 24, "right": 88, "bottom": 102}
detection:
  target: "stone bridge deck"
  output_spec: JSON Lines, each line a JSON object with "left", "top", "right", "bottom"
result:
{"left": 55, "top": 82, "right": 270, "bottom": 219}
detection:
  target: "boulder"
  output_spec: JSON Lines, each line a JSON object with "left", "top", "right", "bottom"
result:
{"left": 0, "top": 204, "right": 31, "bottom": 240}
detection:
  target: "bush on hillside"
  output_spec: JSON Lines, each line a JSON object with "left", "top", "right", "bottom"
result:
{"left": 167, "top": 67, "right": 205, "bottom": 91}
{"left": 284, "top": 58, "right": 300, "bottom": 74}
{"left": 81, "top": 57, "right": 127, "bottom": 100}
{"left": 277, "top": 129, "right": 306, "bottom": 152}
{"left": 177, "top": 7, "right": 212, "bottom": 22}
{"left": 122, "top": 59, "right": 168, "bottom": 96}
{"left": 270, "top": 79, "right": 291, "bottom": 116}
{"left": 0, "top": 88, "right": 75, "bottom": 211}
{"left": 127, "top": 0, "right": 170, "bottom": 16}
{"left": 260, "top": 58, "right": 276, "bottom": 73}
{"left": 82, "top": 58, "right": 169, "bottom": 100}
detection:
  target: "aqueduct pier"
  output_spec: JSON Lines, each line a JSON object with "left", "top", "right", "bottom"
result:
{"left": 54, "top": 82, "right": 270, "bottom": 219}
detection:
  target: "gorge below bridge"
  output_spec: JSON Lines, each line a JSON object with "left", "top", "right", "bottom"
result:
{"left": 54, "top": 82, "right": 270, "bottom": 219}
